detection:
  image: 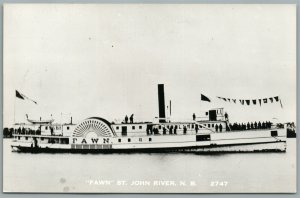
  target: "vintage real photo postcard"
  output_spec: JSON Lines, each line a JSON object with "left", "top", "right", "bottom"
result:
{"left": 3, "top": 4, "right": 296, "bottom": 193}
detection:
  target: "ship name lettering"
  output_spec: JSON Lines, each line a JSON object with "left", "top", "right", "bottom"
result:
{"left": 81, "top": 139, "right": 87, "bottom": 144}
{"left": 91, "top": 138, "right": 99, "bottom": 144}
{"left": 72, "top": 138, "right": 77, "bottom": 144}
{"left": 103, "top": 138, "right": 110, "bottom": 144}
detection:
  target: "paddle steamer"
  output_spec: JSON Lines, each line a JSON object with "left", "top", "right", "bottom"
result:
{"left": 10, "top": 84, "right": 287, "bottom": 153}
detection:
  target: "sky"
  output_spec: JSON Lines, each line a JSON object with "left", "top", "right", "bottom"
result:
{"left": 3, "top": 4, "right": 296, "bottom": 127}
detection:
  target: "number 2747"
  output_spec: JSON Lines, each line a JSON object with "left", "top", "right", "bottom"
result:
{"left": 210, "top": 181, "right": 228, "bottom": 187}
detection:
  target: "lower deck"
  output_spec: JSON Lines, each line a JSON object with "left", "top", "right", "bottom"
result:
{"left": 11, "top": 128, "right": 287, "bottom": 152}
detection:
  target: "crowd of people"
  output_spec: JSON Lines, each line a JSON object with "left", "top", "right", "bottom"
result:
{"left": 11, "top": 127, "right": 41, "bottom": 135}
{"left": 229, "top": 121, "right": 272, "bottom": 131}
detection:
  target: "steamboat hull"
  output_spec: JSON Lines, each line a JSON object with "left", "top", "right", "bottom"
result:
{"left": 12, "top": 141, "right": 286, "bottom": 153}
{"left": 10, "top": 116, "right": 287, "bottom": 154}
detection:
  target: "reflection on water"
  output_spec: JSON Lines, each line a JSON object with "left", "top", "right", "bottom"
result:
{"left": 3, "top": 139, "right": 296, "bottom": 193}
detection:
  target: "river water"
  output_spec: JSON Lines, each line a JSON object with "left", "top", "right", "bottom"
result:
{"left": 3, "top": 139, "right": 296, "bottom": 193}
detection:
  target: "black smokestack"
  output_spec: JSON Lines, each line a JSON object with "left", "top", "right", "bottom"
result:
{"left": 158, "top": 84, "right": 166, "bottom": 123}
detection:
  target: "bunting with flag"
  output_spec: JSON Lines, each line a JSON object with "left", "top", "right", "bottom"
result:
{"left": 216, "top": 95, "right": 283, "bottom": 108}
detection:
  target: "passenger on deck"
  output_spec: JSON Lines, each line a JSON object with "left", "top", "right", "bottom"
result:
{"left": 163, "top": 127, "right": 166, "bottom": 135}
{"left": 183, "top": 126, "right": 187, "bottom": 134}
{"left": 195, "top": 124, "right": 199, "bottom": 133}
{"left": 130, "top": 114, "right": 134, "bottom": 123}
{"left": 232, "top": 123, "right": 236, "bottom": 130}
{"left": 250, "top": 122, "right": 254, "bottom": 129}
{"left": 147, "top": 128, "right": 151, "bottom": 135}
{"left": 247, "top": 122, "right": 250, "bottom": 130}
{"left": 262, "top": 122, "right": 266, "bottom": 129}
{"left": 125, "top": 115, "right": 128, "bottom": 124}
{"left": 50, "top": 127, "right": 54, "bottom": 136}
{"left": 225, "top": 112, "right": 228, "bottom": 121}
{"left": 258, "top": 122, "right": 262, "bottom": 129}
{"left": 193, "top": 113, "right": 196, "bottom": 121}
{"left": 254, "top": 122, "right": 257, "bottom": 129}
{"left": 169, "top": 126, "right": 173, "bottom": 134}
{"left": 174, "top": 125, "right": 177, "bottom": 134}
{"left": 215, "top": 124, "right": 219, "bottom": 132}
{"left": 219, "top": 124, "right": 223, "bottom": 132}
{"left": 21, "top": 127, "right": 25, "bottom": 134}
{"left": 153, "top": 128, "right": 159, "bottom": 135}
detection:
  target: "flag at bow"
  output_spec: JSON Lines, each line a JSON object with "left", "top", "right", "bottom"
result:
{"left": 201, "top": 94, "right": 211, "bottom": 102}
{"left": 15, "top": 90, "right": 37, "bottom": 104}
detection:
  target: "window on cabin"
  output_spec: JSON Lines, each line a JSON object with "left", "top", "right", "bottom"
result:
{"left": 212, "top": 124, "right": 214, "bottom": 127}
{"left": 116, "top": 126, "right": 119, "bottom": 130}
{"left": 159, "top": 126, "right": 161, "bottom": 129}
{"left": 41, "top": 137, "right": 44, "bottom": 141}
{"left": 192, "top": 124, "right": 194, "bottom": 128}
{"left": 45, "top": 126, "right": 48, "bottom": 130}
{"left": 18, "top": 136, "right": 20, "bottom": 140}
{"left": 139, "top": 138, "right": 142, "bottom": 142}
{"left": 208, "top": 124, "right": 210, "bottom": 128}
{"left": 149, "top": 138, "right": 152, "bottom": 142}
{"left": 61, "top": 138, "right": 69, "bottom": 144}
{"left": 67, "top": 126, "right": 70, "bottom": 130}
{"left": 271, "top": 131, "right": 278, "bottom": 137}
{"left": 25, "top": 137, "right": 28, "bottom": 140}
{"left": 128, "top": 138, "right": 131, "bottom": 142}
{"left": 132, "top": 126, "right": 135, "bottom": 130}
{"left": 118, "top": 139, "right": 121, "bottom": 143}
{"left": 139, "top": 126, "right": 142, "bottom": 129}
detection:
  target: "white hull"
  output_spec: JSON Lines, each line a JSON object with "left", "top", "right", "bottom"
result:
{"left": 11, "top": 129, "right": 287, "bottom": 153}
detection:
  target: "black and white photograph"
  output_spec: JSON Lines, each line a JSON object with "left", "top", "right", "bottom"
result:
{"left": 2, "top": 4, "right": 296, "bottom": 193}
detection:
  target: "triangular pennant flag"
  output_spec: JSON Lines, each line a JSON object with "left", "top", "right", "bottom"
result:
{"left": 252, "top": 99, "right": 256, "bottom": 105}
{"left": 280, "top": 99, "right": 283, "bottom": 108}
{"left": 201, "top": 94, "right": 211, "bottom": 102}
{"left": 259, "top": 99, "right": 262, "bottom": 106}
{"left": 274, "top": 96, "right": 279, "bottom": 102}
{"left": 223, "top": 98, "right": 227, "bottom": 102}
{"left": 246, "top": 100, "right": 250, "bottom": 105}
{"left": 263, "top": 98, "right": 268, "bottom": 103}
{"left": 269, "top": 98, "right": 274, "bottom": 103}
{"left": 227, "top": 98, "right": 231, "bottom": 102}
{"left": 15, "top": 90, "right": 37, "bottom": 104}
{"left": 240, "top": 100, "right": 244, "bottom": 105}
{"left": 232, "top": 99, "right": 236, "bottom": 103}
{"left": 16, "top": 90, "right": 25, "bottom": 100}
